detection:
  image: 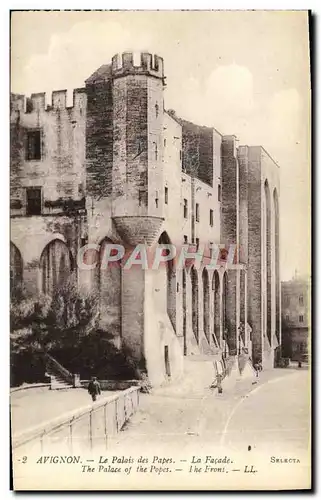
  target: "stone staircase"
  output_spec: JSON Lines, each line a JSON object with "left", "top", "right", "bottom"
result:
{"left": 44, "top": 354, "right": 74, "bottom": 390}
{"left": 46, "top": 372, "right": 73, "bottom": 390}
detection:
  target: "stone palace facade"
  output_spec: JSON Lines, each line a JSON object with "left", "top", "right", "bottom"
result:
{"left": 10, "top": 52, "right": 281, "bottom": 386}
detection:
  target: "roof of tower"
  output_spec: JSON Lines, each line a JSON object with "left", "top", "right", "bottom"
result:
{"left": 85, "top": 64, "right": 112, "bottom": 84}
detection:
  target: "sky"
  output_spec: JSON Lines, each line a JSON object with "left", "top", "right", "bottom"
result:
{"left": 10, "top": 10, "right": 311, "bottom": 281}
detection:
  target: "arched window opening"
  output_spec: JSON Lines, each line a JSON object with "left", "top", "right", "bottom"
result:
{"left": 40, "top": 239, "right": 72, "bottom": 295}
{"left": 191, "top": 266, "right": 199, "bottom": 343}
{"left": 202, "top": 268, "right": 210, "bottom": 343}
{"left": 213, "top": 270, "right": 220, "bottom": 346}
{"left": 222, "top": 272, "right": 228, "bottom": 345}
{"left": 182, "top": 268, "right": 187, "bottom": 355}
{"left": 10, "top": 242, "right": 23, "bottom": 295}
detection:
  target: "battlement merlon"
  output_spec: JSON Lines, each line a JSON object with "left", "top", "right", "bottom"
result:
{"left": 10, "top": 88, "right": 87, "bottom": 115}
{"left": 111, "top": 52, "right": 165, "bottom": 82}
{"left": 10, "top": 94, "right": 25, "bottom": 113}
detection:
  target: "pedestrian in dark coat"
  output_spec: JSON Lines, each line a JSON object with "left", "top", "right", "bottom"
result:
{"left": 88, "top": 376, "right": 101, "bottom": 402}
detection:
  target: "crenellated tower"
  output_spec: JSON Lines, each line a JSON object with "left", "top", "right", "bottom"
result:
{"left": 111, "top": 52, "right": 166, "bottom": 246}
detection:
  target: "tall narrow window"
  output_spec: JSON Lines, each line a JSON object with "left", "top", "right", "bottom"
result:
{"left": 26, "top": 187, "right": 42, "bottom": 216}
{"left": 138, "top": 190, "right": 147, "bottom": 207}
{"left": 209, "top": 241, "right": 213, "bottom": 259}
{"left": 183, "top": 199, "right": 188, "bottom": 219}
{"left": 164, "top": 345, "right": 171, "bottom": 377}
{"left": 26, "top": 130, "right": 41, "bottom": 160}
{"left": 196, "top": 238, "right": 199, "bottom": 250}
{"left": 218, "top": 184, "right": 221, "bottom": 202}
{"left": 299, "top": 315, "right": 304, "bottom": 323}
{"left": 196, "top": 203, "right": 200, "bottom": 222}
{"left": 154, "top": 142, "right": 158, "bottom": 161}
{"left": 299, "top": 295, "right": 304, "bottom": 305}
{"left": 184, "top": 235, "right": 188, "bottom": 244}
{"left": 210, "top": 209, "right": 214, "bottom": 227}
{"left": 164, "top": 186, "right": 168, "bottom": 205}
{"left": 285, "top": 315, "right": 290, "bottom": 321}
{"left": 155, "top": 103, "right": 159, "bottom": 118}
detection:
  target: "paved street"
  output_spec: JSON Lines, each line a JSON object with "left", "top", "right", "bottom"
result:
{"left": 11, "top": 368, "right": 310, "bottom": 456}
{"left": 220, "top": 369, "right": 310, "bottom": 455}
{"left": 108, "top": 368, "right": 310, "bottom": 456}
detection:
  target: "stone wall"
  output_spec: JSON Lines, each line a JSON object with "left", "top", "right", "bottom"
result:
{"left": 237, "top": 145, "right": 281, "bottom": 367}
{"left": 86, "top": 77, "right": 113, "bottom": 198}
{"left": 181, "top": 119, "right": 214, "bottom": 186}
{"left": 221, "top": 135, "right": 238, "bottom": 246}
{"left": 10, "top": 90, "right": 86, "bottom": 216}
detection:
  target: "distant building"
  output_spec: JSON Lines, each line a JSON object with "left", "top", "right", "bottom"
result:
{"left": 281, "top": 276, "right": 310, "bottom": 361}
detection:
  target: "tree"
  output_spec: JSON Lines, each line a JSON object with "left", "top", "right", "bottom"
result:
{"left": 10, "top": 283, "right": 99, "bottom": 386}
{"left": 10, "top": 283, "right": 140, "bottom": 385}
{"left": 10, "top": 282, "right": 99, "bottom": 356}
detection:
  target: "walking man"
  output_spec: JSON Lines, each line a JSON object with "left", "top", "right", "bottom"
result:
{"left": 88, "top": 376, "right": 101, "bottom": 402}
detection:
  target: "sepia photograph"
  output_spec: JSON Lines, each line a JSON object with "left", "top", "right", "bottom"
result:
{"left": 9, "top": 9, "right": 311, "bottom": 491}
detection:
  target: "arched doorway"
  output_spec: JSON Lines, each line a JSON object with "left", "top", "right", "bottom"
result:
{"left": 213, "top": 270, "right": 220, "bottom": 346}
{"left": 264, "top": 180, "right": 272, "bottom": 345}
{"left": 98, "top": 238, "right": 121, "bottom": 336}
{"left": 158, "top": 232, "right": 176, "bottom": 330}
{"left": 202, "top": 268, "right": 210, "bottom": 343}
{"left": 10, "top": 242, "right": 23, "bottom": 295}
{"left": 191, "top": 266, "right": 199, "bottom": 343}
{"left": 274, "top": 188, "right": 280, "bottom": 343}
{"left": 40, "top": 239, "right": 73, "bottom": 295}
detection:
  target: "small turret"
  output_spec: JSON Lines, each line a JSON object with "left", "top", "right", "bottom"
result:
{"left": 111, "top": 52, "right": 165, "bottom": 83}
